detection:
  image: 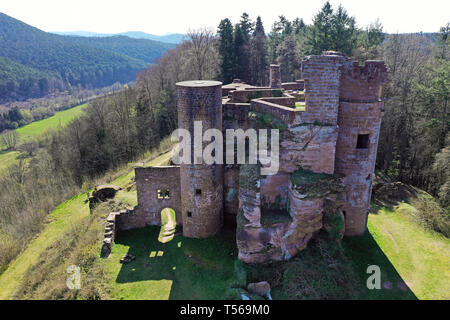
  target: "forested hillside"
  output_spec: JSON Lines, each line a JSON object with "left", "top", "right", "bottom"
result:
{"left": 63, "top": 35, "right": 174, "bottom": 64}
{"left": 0, "top": 12, "right": 172, "bottom": 101}
{"left": 53, "top": 31, "right": 185, "bottom": 44}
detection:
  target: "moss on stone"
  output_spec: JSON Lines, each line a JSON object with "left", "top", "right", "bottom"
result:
{"left": 239, "top": 164, "right": 260, "bottom": 192}
{"left": 248, "top": 111, "right": 287, "bottom": 131}
{"left": 290, "top": 167, "right": 343, "bottom": 198}
{"left": 260, "top": 209, "right": 292, "bottom": 227}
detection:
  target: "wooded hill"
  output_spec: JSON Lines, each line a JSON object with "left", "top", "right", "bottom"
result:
{"left": 0, "top": 12, "right": 174, "bottom": 101}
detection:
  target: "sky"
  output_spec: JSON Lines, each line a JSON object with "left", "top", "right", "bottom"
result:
{"left": 0, "top": 0, "right": 448, "bottom": 35}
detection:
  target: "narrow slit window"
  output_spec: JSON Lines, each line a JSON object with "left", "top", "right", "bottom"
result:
{"left": 356, "top": 134, "right": 369, "bottom": 149}
{"left": 187, "top": 211, "right": 192, "bottom": 218}
{"left": 195, "top": 189, "right": 202, "bottom": 196}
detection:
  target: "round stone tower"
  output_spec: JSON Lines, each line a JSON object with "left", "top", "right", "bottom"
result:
{"left": 176, "top": 80, "right": 224, "bottom": 238}
{"left": 335, "top": 60, "right": 387, "bottom": 236}
{"left": 269, "top": 64, "right": 281, "bottom": 88}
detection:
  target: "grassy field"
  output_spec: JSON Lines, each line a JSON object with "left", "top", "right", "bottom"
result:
{"left": 15, "top": 104, "right": 88, "bottom": 143}
{"left": 0, "top": 103, "right": 88, "bottom": 172}
{"left": 349, "top": 203, "right": 450, "bottom": 300}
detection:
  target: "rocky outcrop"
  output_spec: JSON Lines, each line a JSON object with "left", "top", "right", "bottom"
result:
{"left": 237, "top": 163, "right": 346, "bottom": 264}
{"left": 248, "top": 281, "right": 271, "bottom": 298}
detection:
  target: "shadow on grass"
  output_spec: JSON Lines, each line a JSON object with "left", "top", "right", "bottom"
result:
{"left": 342, "top": 230, "right": 417, "bottom": 300}
{"left": 114, "top": 225, "right": 237, "bottom": 300}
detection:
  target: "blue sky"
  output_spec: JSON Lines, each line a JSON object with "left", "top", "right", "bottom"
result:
{"left": 1, "top": 0, "right": 448, "bottom": 35}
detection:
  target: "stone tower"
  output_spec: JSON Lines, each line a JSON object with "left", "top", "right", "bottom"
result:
{"left": 269, "top": 64, "right": 282, "bottom": 88}
{"left": 335, "top": 59, "right": 387, "bottom": 236}
{"left": 176, "top": 80, "right": 224, "bottom": 238}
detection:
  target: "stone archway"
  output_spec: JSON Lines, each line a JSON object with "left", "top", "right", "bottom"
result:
{"left": 158, "top": 208, "right": 177, "bottom": 243}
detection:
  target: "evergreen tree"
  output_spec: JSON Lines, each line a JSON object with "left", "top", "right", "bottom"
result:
{"left": 217, "top": 18, "right": 235, "bottom": 84}
{"left": 233, "top": 24, "right": 246, "bottom": 81}
{"left": 330, "top": 5, "right": 357, "bottom": 55}
{"left": 307, "top": 1, "right": 334, "bottom": 54}
{"left": 307, "top": 2, "right": 358, "bottom": 55}
{"left": 250, "top": 16, "right": 268, "bottom": 86}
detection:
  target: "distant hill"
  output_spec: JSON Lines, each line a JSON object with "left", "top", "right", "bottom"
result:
{"left": 0, "top": 13, "right": 173, "bottom": 101}
{"left": 53, "top": 30, "right": 186, "bottom": 44}
{"left": 65, "top": 35, "right": 174, "bottom": 64}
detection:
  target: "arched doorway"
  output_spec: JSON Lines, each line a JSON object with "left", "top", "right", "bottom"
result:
{"left": 158, "top": 208, "right": 177, "bottom": 243}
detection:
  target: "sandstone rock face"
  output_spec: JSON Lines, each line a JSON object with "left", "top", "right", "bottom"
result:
{"left": 237, "top": 174, "right": 326, "bottom": 263}
{"left": 248, "top": 281, "right": 271, "bottom": 297}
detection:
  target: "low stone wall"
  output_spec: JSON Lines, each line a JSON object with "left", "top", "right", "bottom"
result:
{"left": 250, "top": 100, "right": 302, "bottom": 126}
{"left": 101, "top": 207, "right": 134, "bottom": 257}
{"left": 229, "top": 89, "right": 283, "bottom": 103}
{"left": 281, "top": 82, "right": 302, "bottom": 91}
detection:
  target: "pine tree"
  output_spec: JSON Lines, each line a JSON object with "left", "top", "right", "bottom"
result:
{"left": 233, "top": 24, "right": 246, "bottom": 81}
{"left": 250, "top": 17, "right": 268, "bottom": 86}
{"left": 217, "top": 18, "right": 235, "bottom": 84}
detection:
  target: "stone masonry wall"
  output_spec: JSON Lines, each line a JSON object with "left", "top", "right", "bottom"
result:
{"left": 301, "top": 54, "right": 346, "bottom": 125}
{"left": 335, "top": 101, "right": 384, "bottom": 235}
{"left": 279, "top": 125, "right": 339, "bottom": 174}
{"left": 177, "top": 81, "right": 224, "bottom": 238}
{"left": 119, "top": 166, "right": 182, "bottom": 230}
{"left": 270, "top": 64, "right": 282, "bottom": 88}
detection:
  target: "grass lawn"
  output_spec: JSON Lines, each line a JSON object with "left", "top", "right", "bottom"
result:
{"left": 0, "top": 103, "right": 88, "bottom": 173}
{"left": 295, "top": 102, "right": 306, "bottom": 111}
{"left": 15, "top": 103, "right": 88, "bottom": 143}
{"left": 103, "top": 227, "right": 236, "bottom": 300}
{"left": 344, "top": 203, "right": 450, "bottom": 300}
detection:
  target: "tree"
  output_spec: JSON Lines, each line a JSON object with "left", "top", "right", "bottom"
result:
{"left": 0, "top": 130, "right": 20, "bottom": 150}
{"left": 217, "top": 18, "right": 235, "bottom": 84}
{"left": 250, "top": 16, "right": 268, "bottom": 86}
{"left": 330, "top": 5, "right": 357, "bottom": 55}
{"left": 235, "top": 13, "right": 254, "bottom": 83}
{"left": 307, "top": 1, "right": 334, "bottom": 54}
{"left": 186, "top": 28, "right": 218, "bottom": 80}
{"left": 307, "top": 1, "right": 357, "bottom": 55}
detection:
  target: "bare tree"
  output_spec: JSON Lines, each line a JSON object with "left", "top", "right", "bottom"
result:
{"left": 1, "top": 130, "right": 20, "bottom": 151}
{"left": 187, "top": 28, "right": 220, "bottom": 80}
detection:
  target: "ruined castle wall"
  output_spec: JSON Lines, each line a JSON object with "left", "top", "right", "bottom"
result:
{"left": 270, "top": 64, "right": 282, "bottom": 88}
{"left": 335, "top": 59, "right": 387, "bottom": 236}
{"left": 281, "top": 82, "right": 302, "bottom": 91}
{"left": 222, "top": 102, "right": 250, "bottom": 131}
{"left": 250, "top": 100, "right": 301, "bottom": 126}
{"left": 279, "top": 125, "right": 339, "bottom": 174}
{"left": 229, "top": 88, "right": 282, "bottom": 103}
{"left": 335, "top": 101, "right": 384, "bottom": 235}
{"left": 177, "top": 81, "right": 224, "bottom": 238}
{"left": 118, "top": 166, "right": 181, "bottom": 230}
{"left": 301, "top": 54, "right": 346, "bottom": 125}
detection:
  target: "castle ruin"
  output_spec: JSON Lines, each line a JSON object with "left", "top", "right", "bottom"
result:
{"left": 105, "top": 51, "right": 387, "bottom": 264}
